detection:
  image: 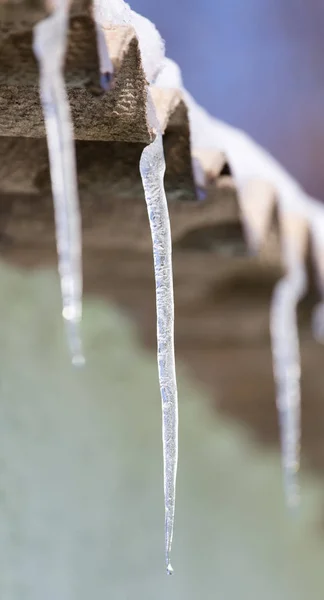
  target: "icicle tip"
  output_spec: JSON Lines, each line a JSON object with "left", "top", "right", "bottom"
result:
{"left": 72, "top": 353, "right": 86, "bottom": 368}
{"left": 62, "top": 310, "right": 85, "bottom": 367}
{"left": 167, "top": 562, "right": 174, "bottom": 576}
{"left": 284, "top": 474, "right": 300, "bottom": 512}
{"left": 285, "top": 489, "right": 300, "bottom": 511}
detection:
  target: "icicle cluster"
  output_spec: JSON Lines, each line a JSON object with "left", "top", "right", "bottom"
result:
{"left": 33, "top": 0, "right": 84, "bottom": 366}
{"left": 28, "top": 0, "right": 324, "bottom": 572}
{"left": 155, "top": 56, "right": 311, "bottom": 508}
{"left": 155, "top": 52, "right": 324, "bottom": 508}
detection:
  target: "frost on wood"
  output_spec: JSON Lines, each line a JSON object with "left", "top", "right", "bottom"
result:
{"left": 33, "top": 2, "right": 84, "bottom": 366}
{"left": 139, "top": 101, "right": 178, "bottom": 575}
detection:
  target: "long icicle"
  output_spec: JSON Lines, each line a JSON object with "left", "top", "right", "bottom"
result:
{"left": 33, "top": 1, "right": 84, "bottom": 366}
{"left": 139, "top": 99, "right": 178, "bottom": 575}
{"left": 270, "top": 246, "right": 307, "bottom": 508}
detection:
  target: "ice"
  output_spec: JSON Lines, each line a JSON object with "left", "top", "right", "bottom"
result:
{"left": 270, "top": 257, "right": 306, "bottom": 508}
{"left": 182, "top": 90, "right": 305, "bottom": 207}
{"left": 33, "top": 2, "right": 84, "bottom": 366}
{"left": 307, "top": 200, "right": 324, "bottom": 343}
{"left": 171, "top": 80, "right": 312, "bottom": 507}
{"left": 93, "top": 1, "right": 176, "bottom": 572}
{"left": 155, "top": 61, "right": 309, "bottom": 505}
{"left": 96, "top": 24, "right": 114, "bottom": 74}
{"left": 154, "top": 57, "right": 183, "bottom": 89}
{"left": 139, "top": 95, "right": 178, "bottom": 574}
{"left": 32, "top": 0, "right": 321, "bottom": 558}
{"left": 93, "top": 3, "right": 319, "bottom": 515}
{"left": 94, "top": 0, "right": 165, "bottom": 83}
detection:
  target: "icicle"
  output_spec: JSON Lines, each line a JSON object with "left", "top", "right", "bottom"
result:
{"left": 95, "top": 23, "right": 114, "bottom": 91}
{"left": 139, "top": 97, "right": 178, "bottom": 575}
{"left": 312, "top": 302, "right": 324, "bottom": 342}
{"left": 33, "top": 1, "right": 84, "bottom": 366}
{"left": 309, "top": 203, "right": 324, "bottom": 343}
{"left": 270, "top": 224, "right": 307, "bottom": 508}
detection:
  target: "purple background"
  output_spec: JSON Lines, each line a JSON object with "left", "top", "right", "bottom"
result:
{"left": 131, "top": 0, "right": 324, "bottom": 198}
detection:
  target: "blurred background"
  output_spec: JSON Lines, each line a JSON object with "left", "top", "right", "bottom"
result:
{"left": 2, "top": 1, "right": 324, "bottom": 598}
{"left": 133, "top": 0, "right": 324, "bottom": 200}
{"left": 1, "top": 265, "right": 324, "bottom": 599}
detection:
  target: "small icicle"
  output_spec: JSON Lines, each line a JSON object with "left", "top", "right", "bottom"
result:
{"left": 270, "top": 240, "right": 307, "bottom": 508}
{"left": 33, "top": 2, "right": 84, "bottom": 366}
{"left": 312, "top": 302, "right": 324, "bottom": 342}
{"left": 309, "top": 202, "right": 324, "bottom": 344}
{"left": 139, "top": 98, "right": 178, "bottom": 574}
